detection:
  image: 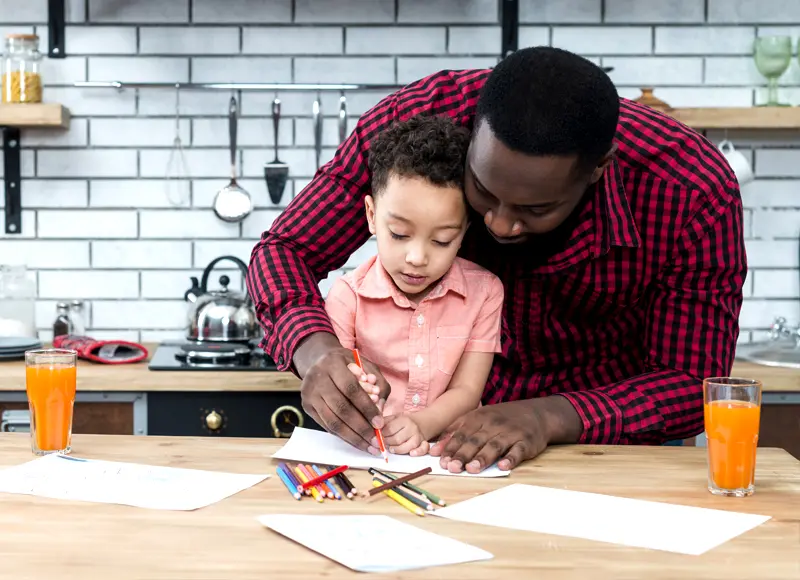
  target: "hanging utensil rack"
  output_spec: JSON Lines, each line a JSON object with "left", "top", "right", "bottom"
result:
{"left": 73, "top": 81, "right": 405, "bottom": 92}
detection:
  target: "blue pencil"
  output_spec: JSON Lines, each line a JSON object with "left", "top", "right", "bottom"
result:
{"left": 312, "top": 464, "right": 342, "bottom": 499}
{"left": 276, "top": 465, "right": 302, "bottom": 500}
{"left": 279, "top": 461, "right": 303, "bottom": 493}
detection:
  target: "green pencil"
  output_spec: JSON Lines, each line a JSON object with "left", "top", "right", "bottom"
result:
{"left": 368, "top": 467, "right": 446, "bottom": 506}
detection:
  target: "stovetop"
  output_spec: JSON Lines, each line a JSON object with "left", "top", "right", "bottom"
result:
{"left": 148, "top": 340, "right": 278, "bottom": 371}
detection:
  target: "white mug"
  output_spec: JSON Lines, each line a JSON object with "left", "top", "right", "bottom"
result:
{"left": 718, "top": 140, "right": 754, "bottom": 186}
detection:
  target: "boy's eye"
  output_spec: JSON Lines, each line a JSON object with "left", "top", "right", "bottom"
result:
{"left": 433, "top": 240, "right": 452, "bottom": 247}
{"left": 389, "top": 231, "right": 407, "bottom": 240}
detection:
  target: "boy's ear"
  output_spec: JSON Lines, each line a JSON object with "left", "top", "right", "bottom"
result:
{"left": 365, "top": 195, "right": 377, "bottom": 235}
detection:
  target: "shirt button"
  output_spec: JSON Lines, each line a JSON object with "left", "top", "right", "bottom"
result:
{"left": 412, "top": 393, "right": 421, "bottom": 406}
{"left": 415, "top": 354, "right": 423, "bottom": 367}
{"left": 416, "top": 314, "right": 424, "bottom": 326}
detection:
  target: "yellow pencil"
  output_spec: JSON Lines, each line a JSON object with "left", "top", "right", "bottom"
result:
{"left": 372, "top": 479, "right": 424, "bottom": 516}
{"left": 294, "top": 465, "right": 324, "bottom": 503}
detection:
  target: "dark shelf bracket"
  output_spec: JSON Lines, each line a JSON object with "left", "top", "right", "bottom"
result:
{"left": 500, "top": 0, "right": 519, "bottom": 59}
{"left": 3, "top": 127, "right": 22, "bottom": 235}
{"left": 48, "top": 0, "right": 66, "bottom": 58}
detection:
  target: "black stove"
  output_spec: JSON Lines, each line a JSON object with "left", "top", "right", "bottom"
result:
{"left": 148, "top": 340, "right": 278, "bottom": 371}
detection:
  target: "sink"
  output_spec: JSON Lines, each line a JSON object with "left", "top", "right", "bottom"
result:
{"left": 735, "top": 339, "right": 800, "bottom": 369}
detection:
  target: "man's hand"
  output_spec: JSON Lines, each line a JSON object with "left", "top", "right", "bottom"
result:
{"left": 295, "top": 333, "right": 391, "bottom": 455}
{"left": 382, "top": 414, "right": 430, "bottom": 456}
{"left": 429, "top": 396, "right": 582, "bottom": 473}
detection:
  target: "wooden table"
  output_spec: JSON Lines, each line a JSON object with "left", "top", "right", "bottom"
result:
{"left": 0, "top": 434, "right": 797, "bottom": 579}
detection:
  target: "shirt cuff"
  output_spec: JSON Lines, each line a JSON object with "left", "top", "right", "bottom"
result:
{"left": 557, "top": 389, "right": 623, "bottom": 444}
{"left": 259, "top": 305, "right": 335, "bottom": 374}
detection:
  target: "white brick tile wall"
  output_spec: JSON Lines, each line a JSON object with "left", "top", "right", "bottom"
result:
{"left": 398, "top": 0, "right": 498, "bottom": 24}
{"left": 191, "top": 57, "right": 292, "bottom": 83}
{"left": 0, "top": 0, "right": 794, "bottom": 339}
{"left": 89, "top": 0, "right": 189, "bottom": 23}
{"left": 654, "top": 26, "right": 755, "bottom": 55}
{"left": 552, "top": 27, "right": 651, "bottom": 55}
{"left": 449, "top": 26, "right": 501, "bottom": 55}
{"left": 346, "top": 27, "right": 446, "bottom": 55}
{"left": 39, "top": 271, "right": 140, "bottom": 299}
{"left": 520, "top": 0, "right": 600, "bottom": 24}
{"left": 140, "top": 27, "right": 240, "bottom": 55}
{"left": 295, "top": 0, "right": 394, "bottom": 23}
{"left": 244, "top": 27, "right": 343, "bottom": 55}
{"left": 38, "top": 210, "right": 138, "bottom": 239}
{"left": 605, "top": 0, "right": 704, "bottom": 23}
{"left": 92, "top": 241, "right": 192, "bottom": 269}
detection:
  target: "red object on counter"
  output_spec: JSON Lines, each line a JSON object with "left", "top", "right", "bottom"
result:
{"left": 53, "top": 335, "right": 148, "bottom": 364}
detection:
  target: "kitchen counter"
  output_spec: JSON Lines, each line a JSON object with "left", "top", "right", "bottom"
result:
{"left": 0, "top": 433, "right": 798, "bottom": 579}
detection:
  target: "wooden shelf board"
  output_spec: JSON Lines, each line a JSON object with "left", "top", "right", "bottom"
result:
{"left": 0, "top": 103, "right": 70, "bottom": 128}
{"left": 669, "top": 107, "right": 800, "bottom": 129}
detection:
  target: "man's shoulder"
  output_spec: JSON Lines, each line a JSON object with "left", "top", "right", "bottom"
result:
{"left": 615, "top": 98, "right": 738, "bottom": 200}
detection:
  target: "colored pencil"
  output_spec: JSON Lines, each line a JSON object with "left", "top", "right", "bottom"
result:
{"left": 299, "top": 463, "right": 331, "bottom": 498}
{"left": 366, "top": 467, "right": 432, "bottom": 496}
{"left": 372, "top": 479, "right": 424, "bottom": 516}
{"left": 293, "top": 464, "right": 324, "bottom": 502}
{"left": 370, "top": 473, "right": 433, "bottom": 507}
{"left": 339, "top": 470, "right": 357, "bottom": 494}
{"left": 312, "top": 464, "right": 342, "bottom": 499}
{"left": 352, "top": 348, "right": 388, "bottom": 463}
{"left": 369, "top": 467, "right": 446, "bottom": 506}
{"left": 276, "top": 466, "right": 302, "bottom": 500}
{"left": 300, "top": 464, "right": 348, "bottom": 492}
{"left": 371, "top": 474, "right": 433, "bottom": 511}
{"left": 333, "top": 473, "right": 355, "bottom": 499}
{"left": 278, "top": 462, "right": 301, "bottom": 491}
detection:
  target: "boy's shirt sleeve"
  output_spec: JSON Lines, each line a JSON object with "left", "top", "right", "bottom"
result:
{"left": 464, "top": 275, "right": 504, "bottom": 354}
{"left": 323, "top": 277, "right": 357, "bottom": 350}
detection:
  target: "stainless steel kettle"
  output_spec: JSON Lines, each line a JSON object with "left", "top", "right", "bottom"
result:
{"left": 184, "top": 255, "right": 257, "bottom": 342}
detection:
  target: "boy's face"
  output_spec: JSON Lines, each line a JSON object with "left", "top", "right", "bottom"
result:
{"left": 366, "top": 174, "right": 468, "bottom": 298}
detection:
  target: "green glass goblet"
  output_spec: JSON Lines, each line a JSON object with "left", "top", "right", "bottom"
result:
{"left": 754, "top": 36, "right": 792, "bottom": 107}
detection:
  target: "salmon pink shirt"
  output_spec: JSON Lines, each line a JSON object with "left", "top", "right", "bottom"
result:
{"left": 324, "top": 255, "right": 504, "bottom": 418}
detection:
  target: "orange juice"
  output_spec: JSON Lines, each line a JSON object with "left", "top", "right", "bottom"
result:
{"left": 25, "top": 363, "right": 76, "bottom": 452}
{"left": 704, "top": 399, "right": 760, "bottom": 491}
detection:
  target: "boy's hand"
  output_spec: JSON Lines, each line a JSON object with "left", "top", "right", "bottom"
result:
{"left": 346, "top": 363, "right": 384, "bottom": 408}
{"left": 382, "top": 414, "right": 430, "bottom": 456}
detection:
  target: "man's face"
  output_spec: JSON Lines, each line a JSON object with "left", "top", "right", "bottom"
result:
{"left": 464, "top": 120, "right": 612, "bottom": 244}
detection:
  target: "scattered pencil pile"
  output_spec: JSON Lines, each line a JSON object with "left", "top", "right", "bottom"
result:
{"left": 274, "top": 463, "right": 446, "bottom": 517}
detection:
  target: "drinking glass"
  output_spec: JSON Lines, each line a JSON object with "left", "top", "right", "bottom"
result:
{"left": 25, "top": 349, "right": 77, "bottom": 455}
{"left": 703, "top": 377, "right": 762, "bottom": 497}
{"left": 754, "top": 36, "right": 791, "bottom": 107}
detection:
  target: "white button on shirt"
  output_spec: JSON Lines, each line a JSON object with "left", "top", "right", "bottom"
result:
{"left": 416, "top": 314, "right": 425, "bottom": 326}
{"left": 411, "top": 393, "right": 421, "bottom": 406}
{"left": 415, "top": 354, "right": 424, "bottom": 367}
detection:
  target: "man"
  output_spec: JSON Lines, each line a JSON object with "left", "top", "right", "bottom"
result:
{"left": 246, "top": 47, "right": 746, "bottom": 474}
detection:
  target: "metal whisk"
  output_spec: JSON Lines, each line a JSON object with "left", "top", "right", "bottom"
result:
{"left": 165, "top": 84, "right": 190, "bottom": 206}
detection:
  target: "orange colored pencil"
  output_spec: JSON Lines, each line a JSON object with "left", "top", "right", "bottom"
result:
{"left": 352, "top": 348, "right": 388, "bottom": 463}
{"left": 292, "top": 464, "right": 323, "bottom": 502}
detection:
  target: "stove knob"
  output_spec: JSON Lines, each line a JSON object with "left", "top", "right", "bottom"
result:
{"left": 206, "top": 410, "right": 223, "bottom": 431}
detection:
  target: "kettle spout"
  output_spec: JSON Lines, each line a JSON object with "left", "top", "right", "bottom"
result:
{"left": 184, "top": 276, "right": 202, "bottom": 303}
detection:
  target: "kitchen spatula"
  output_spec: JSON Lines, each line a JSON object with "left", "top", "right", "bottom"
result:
{"left": 264, "top": 97, "right": 289, "bottom": 205}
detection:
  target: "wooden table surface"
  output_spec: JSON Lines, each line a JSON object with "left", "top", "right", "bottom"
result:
{"left": 0, "top": 346, "right": 794, "bottom": 394}
{"left": 0, "top": 434, "right": 797, "bottom": 579}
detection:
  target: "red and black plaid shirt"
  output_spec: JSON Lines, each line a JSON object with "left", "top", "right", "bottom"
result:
{"left": 246, "top": 69, "right": 746, "bottom": 445}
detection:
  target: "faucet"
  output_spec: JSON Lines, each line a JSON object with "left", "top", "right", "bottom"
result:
{"left": 769, "top": 317, "right": 800, "bottom": 346}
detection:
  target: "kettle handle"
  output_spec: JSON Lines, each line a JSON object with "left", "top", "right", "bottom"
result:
{"left": 200, "top": 255, "right": 250, "bottom": 299}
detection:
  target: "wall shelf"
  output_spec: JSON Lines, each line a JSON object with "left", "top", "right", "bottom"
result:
{"left": 669, "top": 107, "right": 800, "bottom": 130}
{"left": 0, "top": 103, "right": 70, "bottom": 129}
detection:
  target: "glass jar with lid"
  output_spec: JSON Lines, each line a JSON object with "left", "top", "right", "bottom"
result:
{"left": 2, "top": 33, "right": 43, "bottom": 103}
{"left": 0, "top": 264, "right": 36, "bottom": 338}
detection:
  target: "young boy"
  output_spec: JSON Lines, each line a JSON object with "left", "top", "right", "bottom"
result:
{"left": 324, "top": 114, "right": 504, "bottom": 457}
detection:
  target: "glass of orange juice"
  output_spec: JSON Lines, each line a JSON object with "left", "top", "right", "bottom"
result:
{"left": 703, "top": 377, "right": 762, "bottom": 497}
{"left": 24, "top": 348, "right": 77, "bottom": 455}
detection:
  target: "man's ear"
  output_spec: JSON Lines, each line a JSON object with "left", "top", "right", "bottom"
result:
{"left": 589, "top": 143, "right": 617, "bottom": 184}
{"left": 365, "top": 195, "right": 377, "bottom": 235}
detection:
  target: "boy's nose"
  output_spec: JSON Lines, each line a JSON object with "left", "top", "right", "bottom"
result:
{"left": 405, "top": 245, "right": 427, "bottom": 267}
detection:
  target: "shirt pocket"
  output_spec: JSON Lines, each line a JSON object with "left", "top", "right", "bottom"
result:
{"left": 436, "top": 325, "right": 471, "bottom": 376}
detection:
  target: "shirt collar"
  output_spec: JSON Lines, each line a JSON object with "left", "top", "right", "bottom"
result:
{"left": 600, "top": 157, "right": 642, "bottom": 252}
{"left": 355, "top": 255, "right": 468, "bottom": 307}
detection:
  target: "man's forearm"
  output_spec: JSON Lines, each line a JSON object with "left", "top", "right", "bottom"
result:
{"left": 293, "top": 332, "right": 342, "bottom": 378}
{"left": 532, "top": 396, "right": 583, "bottom": 444}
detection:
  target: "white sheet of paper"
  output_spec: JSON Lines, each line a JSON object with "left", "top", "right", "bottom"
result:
{"left": 432, "top": 483, "right": 771, "bottom": 555}
{"left": 0, "top": 454, "right": 269, "bottom": 511}
{"left": 271, "top": 427, "right": 510, "bottom": 477}
{"left": 258, "top": 514, "right": 493, "bottom": 573}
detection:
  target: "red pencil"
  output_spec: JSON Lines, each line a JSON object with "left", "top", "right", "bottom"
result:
{"left": 352, "top": 348, "right": 389, "bottom": 463}
{"left": 298, "top": 464, "right": 350, "bottom": 491}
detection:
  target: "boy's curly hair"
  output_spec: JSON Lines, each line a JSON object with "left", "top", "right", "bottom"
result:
{"left": 367, "top": 114, "right": 471, "bottom": 197}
